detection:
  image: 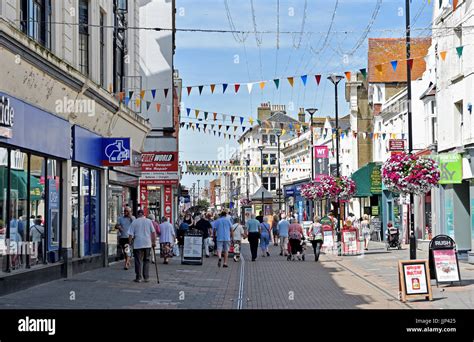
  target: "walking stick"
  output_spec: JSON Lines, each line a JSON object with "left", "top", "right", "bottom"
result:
{"left": 152, "top": 246, "right": 160, "bottom": 284}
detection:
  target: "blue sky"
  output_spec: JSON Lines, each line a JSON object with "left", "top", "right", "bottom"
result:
{"left": 175, "top": 0, "right": 433, "bottom": 188}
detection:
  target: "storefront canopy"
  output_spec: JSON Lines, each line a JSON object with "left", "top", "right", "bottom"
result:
{"left": 351, "top": 162, "right": 382, "bottom": 198}
{"left": 251, "top": 186, "right": 274, "bottom": 202}
{"left": 0, "top": 167, "right": 43, "bottom": 200}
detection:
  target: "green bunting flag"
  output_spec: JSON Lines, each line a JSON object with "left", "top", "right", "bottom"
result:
{"left": 274, "top": 79, "right": 280, "bottom": 89}
{"left": 456, "top": 46, "right": 464, "bottom": 57}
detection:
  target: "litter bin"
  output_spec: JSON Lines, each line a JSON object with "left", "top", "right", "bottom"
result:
{"left": 181, "top": 229, "right": 203, "bottom": 265}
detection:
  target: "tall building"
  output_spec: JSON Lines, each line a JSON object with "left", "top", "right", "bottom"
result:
{"left": 0, "top": 0, "right": 151, "bottom": 294}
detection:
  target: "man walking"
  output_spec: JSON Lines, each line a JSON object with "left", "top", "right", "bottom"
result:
{"left": 214, "top": 211, "right": 232, "bottom": 268}
{"left": 277, "top": 213, "right": 290, "bottom": 256}
{"left": 195, "top": 213, "right": 213, "bottom": 258}
{"left": 128, "top": 210, "right": 156, "bottom": 283}
{"left": 117, "top": 206, "right": 135, "bottom": 270}
{"left": 245, "top": 214, "right": 261, "bottom": 261}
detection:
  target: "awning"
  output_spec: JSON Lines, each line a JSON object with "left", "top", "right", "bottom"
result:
{"left": 351, "top": 162, "right": 382, "bottom": 198}
{"left": 0, "top": 167, "right": 43, "bottom": 200}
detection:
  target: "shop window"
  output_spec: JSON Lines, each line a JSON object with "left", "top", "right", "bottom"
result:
{"left": 47, "top": 159, "right": 61, "bottom": 261}
{"left": 80, "top": 167, "right": 90, "bottom": 257}
{"left": 29, "top": 154, "right": 46, "bottom": 266}
{"left": 71, "top": 166, "right": 80, "bottom": 259}
{"left": 0, "top": 148, "right": 8, "bottom": 273}
{"left": 90, "top": 170, "right": 101, "bottom": 254}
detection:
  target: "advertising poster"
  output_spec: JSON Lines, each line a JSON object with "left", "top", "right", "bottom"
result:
{"left": 141, "top": 152, "right": 179, "bottom": 185}
{"left": 343, "top": 231, "right": 358, "bottom": 253}
{"left": 433, "top": 249, "right": 460, "bottom": 282}
{"left": 323, "top": 231, "right": 334, "bottom": 248}
{"left": 164, "top": 185, "right": 173, "bottom": 223}
{"left": 403, "top": 263, "right": 429, "bottom": 295}
{"left": 183, "top": 236, "right": 203, "bottom": 258}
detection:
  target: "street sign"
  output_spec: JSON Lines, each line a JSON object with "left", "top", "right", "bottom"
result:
{"left": 389, "top": 139, "right": 406, "bottom": 151}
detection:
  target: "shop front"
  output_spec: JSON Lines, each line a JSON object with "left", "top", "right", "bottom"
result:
{"left": 0, "top": 92, "right": 69, "bottom": 294}
{"left": 284, "top": 181, "right": 310, "bottom": 222}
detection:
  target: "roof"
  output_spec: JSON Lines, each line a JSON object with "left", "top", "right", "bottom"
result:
{"left": 267, "top": 111, "right": 299, "bottom": 124}
{"left": 419, "top": 82, "right": 436, "bottom": 100}
{"left": 368, "top": 38, "right": 431, "bottom": 83}
{"left": 251, "top": 186, "right": 274, "bottom": 201}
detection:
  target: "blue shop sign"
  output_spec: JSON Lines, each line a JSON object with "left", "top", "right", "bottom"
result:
{"left": 0, "top": 92, "right": 70, "bottom": 159}
{"left": 102, "top": 138, "right": 131, "bottom": 166}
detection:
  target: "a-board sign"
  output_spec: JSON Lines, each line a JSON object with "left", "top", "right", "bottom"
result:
{"left": 342, "top": 229, "right": 359, "bottom": 255}
{"left": 182, "top": 230, "right": 203, "bottom": 265}
{"left": 429, "top": 235, "right": 461, "bottom": 284}
{"left": 398, "top": 259, "right": 433, "bottom": 302}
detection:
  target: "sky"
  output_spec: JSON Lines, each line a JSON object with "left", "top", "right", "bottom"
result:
{"left": 175, "top": 0, "right": 434, "bottom": 188}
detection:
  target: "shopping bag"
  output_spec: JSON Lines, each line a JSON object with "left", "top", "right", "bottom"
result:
{"left": 172, "top": 244, "right": 180, "bottom": 257}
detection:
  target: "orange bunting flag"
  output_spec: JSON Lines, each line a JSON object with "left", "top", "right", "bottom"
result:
{"left": 440, "top": 51, "right": 447, "bottom": 61}
{"left": 195, "top": 110, "right": 199, "bottom": 118}
{"left": 345, "top": 72, "right": 351, "bottom": 81}
{"left": 287, "top": 77, "right": 294, "bottom": 87}
{"left": 259, "top": 81, "right": 266, "bottom": 90}
{"left": 210, "top": 84, "right": 216, "bottom": 93}
{"left": 213, "top": 113, "right": 217, "bottom": 121}
{"left": 375, "top": 64, "right": 383, "bottom": 75}
{"left": 119, "top": 92, "right": 125, "bottom": 102}
{"left": 140, "top": 90, "right": 145, "bottom": 99}
{"left": 135, "top": 98, "right": 141, "bottom": 107}
{"left": 156, "top": 103, "right": 161, "bottom": 112}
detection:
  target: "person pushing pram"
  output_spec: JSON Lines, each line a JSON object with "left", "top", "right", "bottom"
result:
{"left": 385, "top": 221, "right": 401, "bottom": 250}
{"left": 287, "top": 218, "right": 305, "bottom": 261}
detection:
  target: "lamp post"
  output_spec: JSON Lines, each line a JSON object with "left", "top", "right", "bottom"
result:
{"left": 328, "top": 74, "right": 344, "bottom": 257}
{"left": 276, "top": 130, "right": 282, "bottom": 213}
{"left": 197, "top": 179, "right": 201, "bottom": 205}
{"left": 245, "top": 156, "right": 250, "bottom": 201}
{"left": 192, "top": 182, "right": 196, "bottom": 207}
{"left": 404, "top": 0, "right": 416, "bottom": 260}
{"left": 258, "top": 145, "right": 265, "bottom": 216}
{"left": 306, "top": 108, "right": 318, "bottom": 221}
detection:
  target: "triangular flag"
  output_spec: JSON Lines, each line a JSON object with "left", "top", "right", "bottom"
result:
{"left": 247, "top": 83, "right": 254, "bottom": 93}
{"left": 407, "top": 59, "right": 414, "bottom": 71}
{"left": 274, "top": 79, "right": 280, "bottom": 89}
{"left": 391, "top": 60, "right": 398, "bottom": 71}
{"left": 140, "top": 90, "right": 145, "bottom": 99}
{"left": 151, "top": 89, "right": 156, "bottom": 99}
{"left": 128, "top": 91, "right": 134, "bottom": 99}
{"left": 213, "top": 113, "right": 217, "bottom": 121}
{"left": 287, "top": 77, "right": 294, "bottom": 87}
{"left": 315, "top": 75, "right": 322, "bottom": 85}
{"left": 210, "top": 84, "right": 216, "bottom": 93}
{"left": 156, "top": 103, "right": 161, "bottom": 112}
{"left": 234, "top": 84, "right": 240, "bottom": 93}
{"left": 259, "top": 81, "right": 265, "bottom": 90}
{"left": 231, "top": 116, "right": 235, "bottom": 123}
{"left": 359, "top": 69, "right": 367, "bottom": 79}
{"left": 204, "top": 112, "right": 208, "bottom": 120}
{"left": 187, "top": 87, "right": 192, "bottom": 96}
{"left": 375, "top": 64, "right": 383, "bottom": 74}
{"left": 249, "top": 117, "right": 254, "bottom": 125}
{"left": 234, "top": 126, "right": 238, "bottom": 132}
{"left": 186, "top": 108, "right": 191, "bottom": 116}
{"left": 195, "top": 110, "right": 199, "bottom": 118}
{"left": 456, "top": 46, "right": 464, "bottom": 57}
{"left": 135, "top": 98, "right": 141, "bottom": 107}
{"left": 219, "top": 124, "right": 222, "bottom": 130}
{"left": 344, "top": 72, "right": 351, "bottom": 81}
{"left": 223, "top": 84, "right": 228, "bottom": 93}
{"left": 226, "top": 126, "right": 230, "bottom": 131}
{"left": 119, "top": 92, "right": 125, "bottom": 102}
{"left": 440, "top": 51, "right": 447, "bottom": 61}
{"left": 146, "top": 101, "right": 151, "bottom": 110}
{"left": 198, "top": 86, "right": 204, "bottom": 95}
{"left": 164, "top": 88, "right": 169, "bottom": 98}
{"left": 301, "top": 75, "right": 307, "bottom": 86}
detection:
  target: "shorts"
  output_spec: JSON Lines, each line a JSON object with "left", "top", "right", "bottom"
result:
{"left": 216, "top": 241, "right": 231, "bottom": 253}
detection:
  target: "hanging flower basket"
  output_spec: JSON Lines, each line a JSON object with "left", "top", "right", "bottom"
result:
{"left": 301, "top": 175, "right": 356, "bottom": 200}
{"left": 381, "top": 152, "right": 440, "bottom": 195}
{"left": 240, "top": 198, "right": 252, "bottom": 206}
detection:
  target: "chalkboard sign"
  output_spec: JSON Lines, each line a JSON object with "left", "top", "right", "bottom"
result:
{"left": 370, "top": 217, "right": 382, "bottom": 241}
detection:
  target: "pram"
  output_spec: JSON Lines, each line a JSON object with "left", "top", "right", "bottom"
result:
{"left": 385, "top": 227, "right": 401, "bottom": 250}
{"left": 287, "top": 237, "right": 306, "bottom": 261}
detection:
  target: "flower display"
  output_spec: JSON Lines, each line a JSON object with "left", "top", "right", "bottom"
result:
{"left": 381, "top": 152, "right": 440, "bottom": 195}
{"left": 301, "top": 175, "right": 356, "bottom": 200}
{"left": 240, "top": 198, "right": 252, "bottom": 206}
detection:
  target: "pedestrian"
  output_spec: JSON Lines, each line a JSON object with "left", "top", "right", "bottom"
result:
{"left": 128, "top": 210, "right": 156, "bottom": 283}
{"left": 288, "top": 218, "right": 304, "bottom": 260}
{"left": 29, "top": 217, "right": 44, "bottom": 263}
{"left": 231, "top": 217, "right": 246, "bottom": 262}
{"left": 272, "top": 214, "right": 279, "bottom": 246}
{"left": 256, "top": 210, "right": 264, "bottom": 224}
{"left": 195, "top": 213, "right": 213, "bottom": 258}
{"left": 309, "top": 217, "right": 324, "bottom": 262}
{"left": 259, "top": 217, "right": 271, "bottom": 257}
{"left": 116, "top": 206, "right": 135, "bottom": 270}
{"left": 245, "top": 213, "right": 261, "bottom": 261}
{"left": 214, "top": 211, "right": 232, "bottom": 268}
{"left": 177, "top": 214, "right": 190, "bottom": 252}
{"left": 148, "top": 214, "right": 160, "bottom": 263}
{"left": 277, "top": 213, "right": 290, "bottom": 256}
{"left": 361, "top": 214, "right": 371, "bottom": 251}
{"left": 159, "top": 216, "right": 176, "bottom": 264}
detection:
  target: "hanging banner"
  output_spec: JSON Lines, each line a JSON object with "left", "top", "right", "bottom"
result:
{"left": 164, "top": 185, "right": 173, "bottom": 223}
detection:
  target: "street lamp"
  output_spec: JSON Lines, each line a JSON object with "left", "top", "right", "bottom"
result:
{"left": 306, "top": 108, "right": 318, "bottom": 221}
{"left": 192, "top": 182, "right": 196, "bottom": 207}
{"left": 244, "top": 155, "right": 250, "bottom": 201}
{"left": 328, "top": 74, "right": 344, "bottom": 256}
{"left": 276, "top": 130, "right": 282, "bottom": 213}
{"left": 405, "top": 0, "right": 416, "bottom": 260}
{"left": 197, "top": 180, "right": 201, "bottom": 205}
{"left": 258, "top": 145, "right": 265, "bottom": 216}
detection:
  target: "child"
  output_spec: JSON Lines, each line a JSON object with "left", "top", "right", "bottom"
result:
{"left": 231, "top": 218, "right": 246, "bottom": 262}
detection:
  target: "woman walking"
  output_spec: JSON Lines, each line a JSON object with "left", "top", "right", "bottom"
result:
{"left": 360, "top": 214, "right": 371, "bottom": 251}
{"left": 288, "top": 218, "right": 304, "bottom": 260}
{"left": 309, "top": 217, "right": 324, "bottom": 262}
{"left": 259, "top": 217, "right": 272, "bottom": 257}
{"left": 271, "top": 214, "right": 279, "bottom": 246}
{"left": 159, "top": 216, "right": 176, "bottom": 264}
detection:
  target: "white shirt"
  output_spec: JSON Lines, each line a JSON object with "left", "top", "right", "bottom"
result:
{"left": 159, "top": 221, "right": 176, "bottom": 244}
{"left": 128, "top": 217, "right": 155, "bottom": 249}
{"left": 231, "top": 223, "right": 245, "bottom": 241}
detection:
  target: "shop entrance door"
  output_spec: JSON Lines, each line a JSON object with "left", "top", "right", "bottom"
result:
{"left": 148, "top": 187, "right": 162, "bottom": 219}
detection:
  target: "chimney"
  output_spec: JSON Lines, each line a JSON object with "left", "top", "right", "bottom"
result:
{"left": 298, "top": 108, "right": 306, "bottom": 123}
{"left": 258, "top": 102, "right": 272, "bottom": 121}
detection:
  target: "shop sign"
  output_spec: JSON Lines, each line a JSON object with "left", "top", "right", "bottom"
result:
{"left": 371, "top": 206, "right": 379, "bottom": 216}
{"left": 398, "top": 260, "right": 433, "bottom": 302}
{"left": 389, "top": 139, "right": 405, "bottom": 151}
{"left": 433, "top": 153, "right": 462, "bottom": 184}
{"left": 429, "top": 235, "right": 461, "bottom": 284}
{"left": 370, "top": 165, "right": 382, "bottom": 194}
{"left": 0, "top": 96, "right": 14, "bottom": 138}
{"left": 141, "top": 152, "right": 179, "bottom": 185}
{"left": 102, "top": 138, "right": 131, "bottom": 166}
{"left": 164, "top": 185, "right": 173, "bottom": 223}
{"left": 342, "top": 229, "right": 358, "bottom": 255}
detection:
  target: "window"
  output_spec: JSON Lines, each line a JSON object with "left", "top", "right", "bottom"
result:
{"left": 20, "top": 0, "right": 52, "bottom": 49}
{"left": 113, "top": 0, "right": 127, "bottom": 93}
{"left": 270, "top": 135, "right": 276, "bottom": 145}
{"left": 270, "top": 153, "right": 277, "bottom": 165}
{"left": 262, "top": 135, "right": 268, "bottom": 144}
{"left": 262, "top": 177, "right": 269, "bottom": 190}
{"left": 455, "top": 101, "right": 464, "bottom": 145}
{"left": 263, "top": 153, "right": 269, "bottom": 165}
{"left": 270, "top": 177, "right": 277, "bottom": 191}
{"left": 262, "top": 177, "right": 277, "bottom": 191}
{"left": 79, "top": 0, "right": 90, "bottom": 76}
{"left": 100, "top": 12, "right": 106, "bottom": 88}
{"left": 431, "top": 117, "right": 437, "bottom": 144}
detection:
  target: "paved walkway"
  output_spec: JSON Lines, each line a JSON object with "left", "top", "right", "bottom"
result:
{"left": 0, "top": 242, "right": 404, "bottom": 309}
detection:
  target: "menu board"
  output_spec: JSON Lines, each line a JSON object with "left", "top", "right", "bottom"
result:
{"left": 433, "top": 249, "right": 460, "bottom": 282}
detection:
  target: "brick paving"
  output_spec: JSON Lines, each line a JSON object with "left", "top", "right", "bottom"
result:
{"left": 4, "top": 241, "right": 470, "bottom": 309}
